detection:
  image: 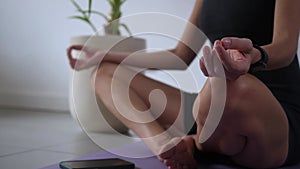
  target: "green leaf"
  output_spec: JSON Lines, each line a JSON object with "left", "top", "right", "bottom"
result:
{"left": 70, "top": 0, "right": 83, "bottom": 13}
{"left": 108, "top": 0, "right": 115, "bottom": 8}
{"left": 69, "top": 15, "right": 97, "bottom": 33}
{"left": 70, "top": 0, "right": 128, "bottom": 35}
{"left": 81, "top": 10, "right": 109, "bottom": 21}
{"left": 88, "top": 0, "right": 92, "bottom": 17}
{"left": 71, "top": 0, "right": 89, "bottom": 19}
{"left": 69, "top": 15, "right": 89, "bottom": 22}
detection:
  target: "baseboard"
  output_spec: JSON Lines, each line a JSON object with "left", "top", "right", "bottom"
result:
{"left": 0, "top": 91, "right": 69, "bottom": 112}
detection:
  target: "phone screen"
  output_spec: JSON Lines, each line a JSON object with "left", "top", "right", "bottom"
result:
{"left": 59, "top": 158, "right": 135, "bottom": 169}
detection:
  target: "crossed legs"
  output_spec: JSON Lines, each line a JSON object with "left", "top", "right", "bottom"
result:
{"left": 93, "top": 62, "right": 289, "bottom": 168}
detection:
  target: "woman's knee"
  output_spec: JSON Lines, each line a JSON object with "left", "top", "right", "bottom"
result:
{"left": 226, "top": 75, "right": 257, "bottom": 101}
{"left": 218, "top": 75, "right": 288, "bottom": 167}
{"left": 91, "top": 62, "right": 118, "bottom": 89}
{"left": 197, "top": 74, "right": 269, "bottom": 126}
{"left": 195, "top": 75, "right": 253, "bottom": 126}
{"left": 222, "top": 74, "right": 265, "bottom": 118}
{"left": 96, "top": 62, "right": 118, "bottom": 78}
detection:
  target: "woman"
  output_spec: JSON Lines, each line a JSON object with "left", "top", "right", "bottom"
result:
{"left": 67, "top": 0, "right": 300, "bottom": 168}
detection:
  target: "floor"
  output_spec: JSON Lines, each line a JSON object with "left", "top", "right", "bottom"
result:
{"left": 1, "top": 108, "right": 300, "bottom": 169}
{"left": 0, "top": 108, "right": 102, "bottom": 169}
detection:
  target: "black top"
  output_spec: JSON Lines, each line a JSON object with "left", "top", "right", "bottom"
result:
{"left": 199, "top": 0, "right": 300, "bottom": 110}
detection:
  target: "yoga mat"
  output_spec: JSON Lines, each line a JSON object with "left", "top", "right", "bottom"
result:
{"left": 41, "top": 141, "right": 300, "bottom": 169}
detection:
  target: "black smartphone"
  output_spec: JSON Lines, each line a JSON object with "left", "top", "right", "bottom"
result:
{"left": 59, "top": 158, "right": 135, "bottom": 169}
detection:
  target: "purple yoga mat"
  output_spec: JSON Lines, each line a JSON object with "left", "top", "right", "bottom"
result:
{"left": 41, "top": 141, "right": 300, "bottom": 169}
{"left": 41, "top": 141, "right": 166, "bottom": 169}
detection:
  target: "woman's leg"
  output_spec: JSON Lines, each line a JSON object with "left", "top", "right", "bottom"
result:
{"left": 93, "top": 62, "right": 185, "bottom": 154}
{"left": 161, "top": 74, "right": 289, "bottom": 169}
{"left": 195, "top": 74, "right": 289, "bottom": 168}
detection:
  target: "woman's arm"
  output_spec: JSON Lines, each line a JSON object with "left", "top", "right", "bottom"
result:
{"left": 103, "top": 0, "right": 204, "bottom": 70}
{"left": 68, "top": 0, "right": 204, "bottom": 70}
{"left": 200, "top": 0, "right": 300, "bottom": 80}
{"left": 256, "top": 0, "right": 300, "bottom": 70}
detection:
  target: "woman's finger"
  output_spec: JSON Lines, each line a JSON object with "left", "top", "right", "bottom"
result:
{"left": 199, "top": 57, "right": 209, "bottom": 76}
{"left": 221, "top": 37, "right": 252, "bottom": 52}
{"left": 67, "top": 46, "right": 78, "bottom": 69}
{"left": 202, "top": 44, "right": 225, "bottom": 78}
{"left": 68, "top": 45, "right": 94, "bottom": 58}
{"left": 214, "top": 40, "right": 230, "bottom": 66}
{"left": 69, "top": 45, "right": 84, "bottom": 51}
{"left": 202, "top": 45, "right": 215, "bottom": 76}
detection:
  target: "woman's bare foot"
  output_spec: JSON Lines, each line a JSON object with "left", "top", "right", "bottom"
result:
{"left": 158, "top": 136, "right": 198, "bottom": 169}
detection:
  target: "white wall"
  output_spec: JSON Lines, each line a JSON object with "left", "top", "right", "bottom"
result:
{"left": 0, "top": 0, "right": 299, "bottom": 112}
{"left": 0, "top": 0, "right": 195, "bottom": 111}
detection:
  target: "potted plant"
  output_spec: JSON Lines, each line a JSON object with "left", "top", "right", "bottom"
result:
{"left": 70, "top": 0, "right": 131, "bottom": 35}
{"left": 69, "top": 0, "right": 146, "bottom": 134}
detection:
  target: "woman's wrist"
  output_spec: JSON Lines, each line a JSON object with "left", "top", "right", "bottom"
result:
{"left": 250, "top": 45, "right": 269, "bottom": 72}
{"left": 102, "top": 51, "right": 122, "bottom": 64}
{"left": 250, "top": 46, "right": 262, "bottom": 64}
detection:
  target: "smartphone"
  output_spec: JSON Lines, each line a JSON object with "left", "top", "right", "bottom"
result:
{"left": 59, "top": 158, "right": 135, "bottom": 169}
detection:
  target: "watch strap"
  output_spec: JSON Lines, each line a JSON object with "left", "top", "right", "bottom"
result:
{"left": 250, "top": 44, "right": 269, "bottom": 72}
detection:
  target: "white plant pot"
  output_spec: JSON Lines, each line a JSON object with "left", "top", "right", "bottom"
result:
{"left": 69, "top": 35, "right": 146, "bottom": 133}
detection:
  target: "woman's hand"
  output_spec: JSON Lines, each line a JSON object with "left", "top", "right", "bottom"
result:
{"left": 67, "top": 45, "right": 105, "bottom": 70}
{"left": 200, "top": 38, "right": 256, "bottom": 80}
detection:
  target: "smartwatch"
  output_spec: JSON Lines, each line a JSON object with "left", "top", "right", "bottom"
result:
{"left": 250, "top": 44, "right": 269, "bottom": 72}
